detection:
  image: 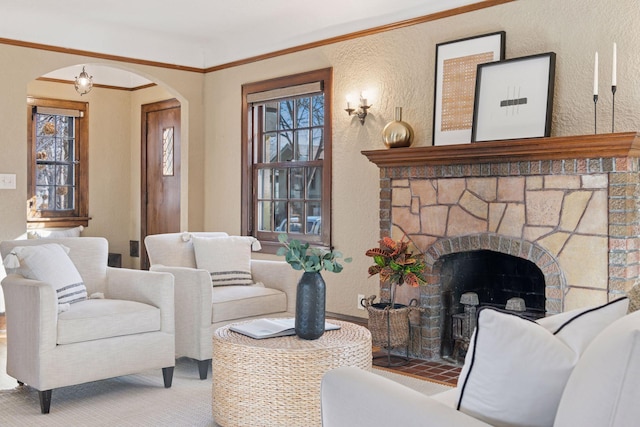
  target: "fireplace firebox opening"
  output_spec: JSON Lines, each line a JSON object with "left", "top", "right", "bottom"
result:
{"left": 439, "top": 250, "right": 546, "bottom": 362}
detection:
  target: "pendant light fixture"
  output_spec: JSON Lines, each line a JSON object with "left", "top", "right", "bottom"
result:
{"left": 74, "top": 66, "right": 93, "bottom": 95}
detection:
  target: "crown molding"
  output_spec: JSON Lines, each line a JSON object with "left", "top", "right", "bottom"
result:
{"left": 1, "top": 0, "right": 513, "bottom": 74}
{"left": 36, "top": 77, "right": 156, "bottom": 92}
{"left": 205, "top": 0, "right": 514, "bottom": 72}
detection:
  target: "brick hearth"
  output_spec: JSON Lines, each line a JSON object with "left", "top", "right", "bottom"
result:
{"left": 363, "top": 132, "right": 640, "bottom": 360}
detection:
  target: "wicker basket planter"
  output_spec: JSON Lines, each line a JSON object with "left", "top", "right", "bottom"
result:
{"left": 364, "top": 235, "right": 427, "bottom": 365}
{"left": 364, "top": 296, "right": 420, "bottom": 349}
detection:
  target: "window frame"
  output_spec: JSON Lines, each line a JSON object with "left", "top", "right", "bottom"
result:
{"left": 241, "top": 68, "right": 333, "bottom": 253}
{"left": 27, "top": 97, "right": 90, "bottom": 228}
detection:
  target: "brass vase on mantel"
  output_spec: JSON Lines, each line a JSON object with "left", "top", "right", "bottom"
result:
{"left": 382, "top": 107, "right": 414, "bottom": 148}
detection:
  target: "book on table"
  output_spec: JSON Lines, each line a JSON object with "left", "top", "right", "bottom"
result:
{"left": 229, "top": 317, "right": 341, "bottom": 339}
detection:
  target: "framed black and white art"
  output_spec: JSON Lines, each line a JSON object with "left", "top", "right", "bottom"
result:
{"left": 471, "top": 52, "right": 556, "bottom": 142}
{"left": 432, "top": 31, "right": 505, "bottom": 146}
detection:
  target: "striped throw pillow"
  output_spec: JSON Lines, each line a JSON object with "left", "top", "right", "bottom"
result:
{"left": 9, "top": 244, "right": 88, "bottom": 305}
{"left": 192, "top": 236, "right": 260, "bottom": 286}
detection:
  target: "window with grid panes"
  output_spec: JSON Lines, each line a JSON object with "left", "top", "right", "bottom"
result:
{"left": 27, "top": 97, "right": 89, "bottom": 227}
{"left": 241, "top": 68, "right": 332, "bottom": 252}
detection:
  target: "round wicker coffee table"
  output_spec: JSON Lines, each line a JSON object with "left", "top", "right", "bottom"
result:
{"left": 212, "top": 319, "right": 372, "bottom": 427}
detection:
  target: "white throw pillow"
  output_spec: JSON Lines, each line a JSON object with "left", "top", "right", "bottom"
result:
{"left": 456, "top": 308, "right": 576, "bottom": 427}
{"left": 27, "top": 225, "right": 84, "bottom": 239}
{"left": 456, "top": 299, "right": 629, "bottom": 427}
{"left": 192, "top": 236, "right": 261, "bottom": 286}
{"left": 537, "top": 297, "right": 628, "bottom": 354}
{"left": 6, "top": 244, "right": 87, "bottom": 305}
{"left": 554, "top": 309, "right": 640, "bottom": 427}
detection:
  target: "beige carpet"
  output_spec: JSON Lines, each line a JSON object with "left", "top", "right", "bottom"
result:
{"left": 0, "top": 358, "right": 451, "bottom": 426}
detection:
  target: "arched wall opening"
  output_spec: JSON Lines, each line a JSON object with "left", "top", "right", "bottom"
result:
{"left": 26, "top": 63, "right": 189, "bottom": 269}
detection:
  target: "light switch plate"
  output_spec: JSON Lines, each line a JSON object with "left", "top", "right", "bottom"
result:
{"left": 0, "top": 174, "right": 16, "bottom": 190}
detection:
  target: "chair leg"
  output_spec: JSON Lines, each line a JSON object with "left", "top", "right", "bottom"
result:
{"left": 198, "top": 359, "right": 211, "bottom": 380}
{"left": 38, "top": 389, "right": 52, "bottom": 414}
{"left": 162, "top": 367, "right": 174, "bottom": 388}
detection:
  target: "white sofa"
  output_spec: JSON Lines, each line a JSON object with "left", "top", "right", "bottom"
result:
{"left": 144, "top": 232, "right": 298, "bottom": 379}
{"left": 322, "top": 299, "right": 640, "bottom": 427}
{"left": 0, "top": 237, "right": 175, "bottom": 414}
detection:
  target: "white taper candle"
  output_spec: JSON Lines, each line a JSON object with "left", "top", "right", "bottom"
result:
{"left": 612, "top": 43, "right": 617, "bottom": 86}
{"left": 594, "top": 52, "right": 599, "bottom": 96}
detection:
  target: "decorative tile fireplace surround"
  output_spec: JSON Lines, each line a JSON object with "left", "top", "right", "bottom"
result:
{"left": 363, "top": 132, "right": 640, "bottom": 360}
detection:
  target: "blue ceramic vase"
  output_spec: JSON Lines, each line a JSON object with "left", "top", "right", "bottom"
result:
{"left": 295, "top": 272, "right": 326, "bottom": 340}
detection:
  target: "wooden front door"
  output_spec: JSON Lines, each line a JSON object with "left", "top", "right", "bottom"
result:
{"left": 141, "top": 99, "right": 181, "bottom": 269}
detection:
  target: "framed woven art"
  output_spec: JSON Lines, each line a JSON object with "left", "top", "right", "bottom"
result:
{"left": 471, "top": 52, "right": 556, "bottom": 142}
{"left": 432, "top": 31, "right": 505, "bottom": 146}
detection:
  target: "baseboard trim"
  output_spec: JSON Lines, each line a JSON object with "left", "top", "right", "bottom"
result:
{"left": 326, "top": 311, "right": 367, "bottom": 326}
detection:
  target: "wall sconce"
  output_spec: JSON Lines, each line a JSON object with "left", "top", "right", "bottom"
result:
{"left": 74, "top": 66, "right": 93, "bottom": 96}
{"left": 345, "top": 92, "right": 372, "bottom": 125}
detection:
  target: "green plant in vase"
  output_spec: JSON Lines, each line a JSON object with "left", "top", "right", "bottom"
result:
{"left": 277, "top": 234, "right": 351, "bottom": 340}
{"left": 365, "top": 235, "right": 427, "bottom": 307}
{"left": 277, "top": 234, "right": 350, "bottom": 273}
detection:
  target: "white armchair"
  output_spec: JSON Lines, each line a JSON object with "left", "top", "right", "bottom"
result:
{"left": 145, "top": 232, "right": 297, "bottom": 379}
{"left": 0, "top": 237, "right": 175, "bottom": 414}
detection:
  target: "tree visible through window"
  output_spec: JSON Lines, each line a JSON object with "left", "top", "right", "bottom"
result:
{"left": 27, "top": 97, "right": 89, "bottom": 227}
{"left": 242, "top": 68, "right": 332, "bottom": 252}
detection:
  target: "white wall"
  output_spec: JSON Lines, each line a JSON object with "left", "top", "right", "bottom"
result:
{"left": 204, "top": 0, "right": 640, "bottom": 318}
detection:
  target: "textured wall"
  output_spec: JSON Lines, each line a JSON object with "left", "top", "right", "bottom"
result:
{"left": 205, "top": 0, "right": 640, "bottom": 318}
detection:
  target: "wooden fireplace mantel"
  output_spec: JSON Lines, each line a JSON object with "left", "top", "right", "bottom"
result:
{"left": 361, "top": 132, "right": 640, "bottom": 167}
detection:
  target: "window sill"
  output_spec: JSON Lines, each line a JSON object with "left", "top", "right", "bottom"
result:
{"left": 257, "top": 238, "right": 330, "bottom": 255}
{"left": 27, "top": 216, "right": 91, "bottom": 228}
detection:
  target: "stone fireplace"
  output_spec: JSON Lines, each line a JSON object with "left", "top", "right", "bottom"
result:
{"left": 363, "top": 132, "right": 640, "bottom": 360}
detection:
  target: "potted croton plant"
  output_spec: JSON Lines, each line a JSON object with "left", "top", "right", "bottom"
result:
{"left": 365, "top": 235, "right": 427, "bottom": 353}
{"left": 277, "top": 234, "right": 351, "bottom": 340}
